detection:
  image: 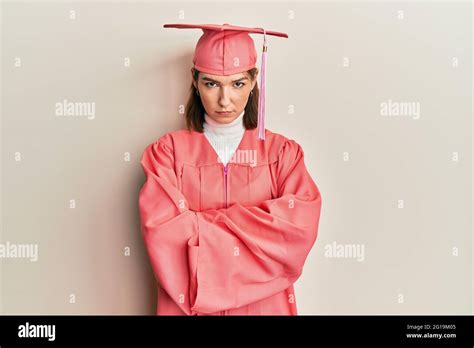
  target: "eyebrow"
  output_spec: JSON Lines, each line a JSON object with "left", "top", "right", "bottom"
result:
{"left": 201, "top": 76, "right": 249, "bottom": 83}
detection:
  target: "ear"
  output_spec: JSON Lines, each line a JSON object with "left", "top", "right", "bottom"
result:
{"left": 252, "top": 68, "right": 259, "bottom": 90}
{"left": 251, "top": 78, "right": 257, "bottom": 90}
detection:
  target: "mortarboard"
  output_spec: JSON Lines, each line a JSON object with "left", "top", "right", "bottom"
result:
{"left": 163, "top": 23, "right": 289, "bottom": 140}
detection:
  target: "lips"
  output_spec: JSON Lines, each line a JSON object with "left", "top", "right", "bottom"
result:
{"left": 217, "top": 111, "right": 232, "bottom": 115}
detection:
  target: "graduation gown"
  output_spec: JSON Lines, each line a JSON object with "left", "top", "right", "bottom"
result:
{"left": 138, "top": 127, "right": 322, "bottom": 315}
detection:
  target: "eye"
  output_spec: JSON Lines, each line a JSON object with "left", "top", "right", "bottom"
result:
{"left": 205, "top": 82, "right": 218, "bottom": 88}
{"left": 234, "top": 82, "right": 245, "bottom": 88}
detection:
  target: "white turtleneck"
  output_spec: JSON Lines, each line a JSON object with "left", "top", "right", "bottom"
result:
{"left": 203, "top": 110, "right": 245, "bottom": 166}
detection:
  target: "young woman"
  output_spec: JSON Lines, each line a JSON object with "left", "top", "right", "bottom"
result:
{"left": 138, "top": 23, "right": 322, "bottom": 315}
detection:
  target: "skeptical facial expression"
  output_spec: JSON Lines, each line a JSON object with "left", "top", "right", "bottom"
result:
{"left": 192, "top": 69, "right": 257, "bottom": 124}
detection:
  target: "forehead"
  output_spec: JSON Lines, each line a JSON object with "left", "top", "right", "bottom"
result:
{"left": 200, "top": 72, "right": 248, "bottom": 82}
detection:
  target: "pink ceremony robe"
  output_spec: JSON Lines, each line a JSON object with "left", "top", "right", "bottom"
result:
{"left": 138, "top": 126, "right": 322, "bottom": 315}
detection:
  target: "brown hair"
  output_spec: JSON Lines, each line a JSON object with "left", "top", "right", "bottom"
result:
{"left": 185, "top": 68, "right": 259, "bottom": 132}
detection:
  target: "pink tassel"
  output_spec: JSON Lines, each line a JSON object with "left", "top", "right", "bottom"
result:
{"left": 257, "top": 29, "right": 267, "bottom": 140}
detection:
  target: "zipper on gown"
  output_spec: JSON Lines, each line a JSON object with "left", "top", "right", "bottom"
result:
{"left": 222, "top": 164, "right": 229, "bottom": 316}
{"left": 224, "top": 164, "right": 228, "bottom": 209}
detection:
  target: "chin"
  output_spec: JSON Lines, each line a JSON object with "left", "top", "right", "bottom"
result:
{"left": 214, "top": 113, "right": 233, "bottom": 119}
{"left": 221, "top": 116, "right": 235, "bottom": 121}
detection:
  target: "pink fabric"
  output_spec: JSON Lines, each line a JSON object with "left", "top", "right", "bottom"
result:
{"left": 138, "top": 127, "right": 322, "bottom": 315}
{"left": 163, "top": 23, "right": 287, "bottom": 76}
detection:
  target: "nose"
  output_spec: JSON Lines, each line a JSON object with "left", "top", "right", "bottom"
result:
{"left": 218, "top": 86, "right": 231, "bottom": 108}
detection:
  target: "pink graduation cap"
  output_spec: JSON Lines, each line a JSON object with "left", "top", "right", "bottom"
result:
{"left": 163, "top": 23, "right": 288, "bottom": 140}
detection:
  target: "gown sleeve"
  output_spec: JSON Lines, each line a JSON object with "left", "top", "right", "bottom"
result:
{"left": 138, "top": 135, "right": 322, "bottom": 316}
{"left": 138, "top": 136, "right": 199, "bottom": 315}
{"left": 189, "top": 139, "right": 322, "bottom": 314}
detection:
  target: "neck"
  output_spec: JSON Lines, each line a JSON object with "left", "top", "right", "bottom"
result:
{"left": 203, "top": 110, "right": 245, "bottom": 137}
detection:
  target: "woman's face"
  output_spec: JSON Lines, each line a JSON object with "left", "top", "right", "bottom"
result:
{"left": 192, "top": 69, "right": 257, "bottom": 124}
